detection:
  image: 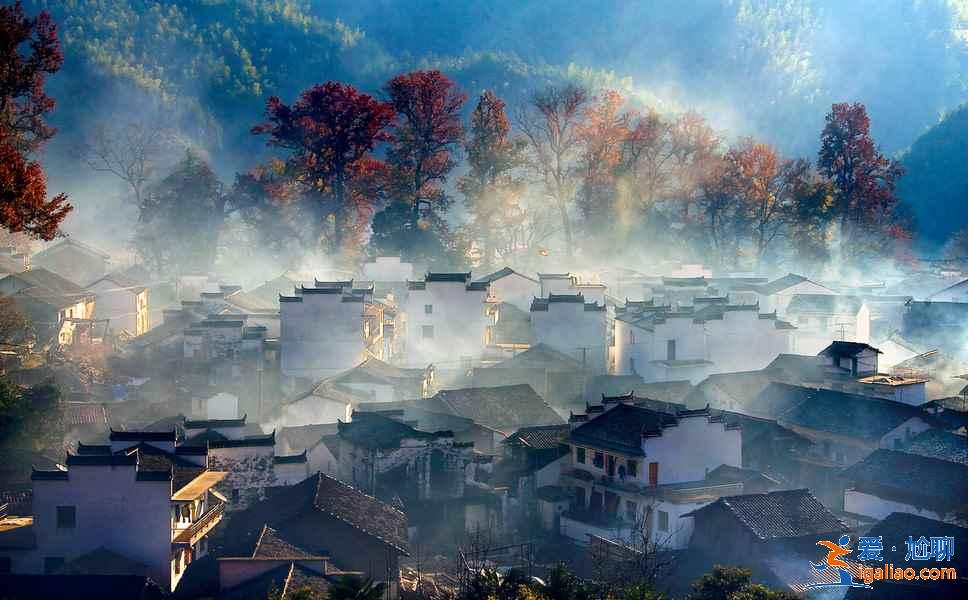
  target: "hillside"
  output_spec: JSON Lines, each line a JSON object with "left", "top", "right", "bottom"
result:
{"left": 899, "top": 103, "right": 968, "bottom": 248}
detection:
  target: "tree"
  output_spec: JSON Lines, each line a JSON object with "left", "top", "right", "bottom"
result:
{"left": 458, "top": 90, "right": 526, "bottom": 270}
{"left": 575, "top": 90, "right": 630, "bottom": 247}
{"left": 253, "top": 82, "right": 395, "bottom": 254}
{"left": 327, "top": 575, "right": 387, "bottom": 600}
{"left": 667, "top": 112, "right": 720, "bottom": 225}
{"left": 0, "top": 2, "right": 69, "bottom": 239}
{"left": 135, "top": 149, "right": 228, "bottom": 276}
{"left": 517, "top": 83, "right": 589, "bottom": 259}
{"left": 79, "top": 121, "right": 177, "bottom": 208}
{"left": 0, "top": 376, "right": 63, "bottom": 451}
{"left": 376, "top": 70, "right": 466, "bottom": 265}
{"left": 617, "top": 109, "right": 674, "bottom": 215}
{"left": 708, "top": 138, "right": 811, "bottom": 270}
{"left": 817, "top": 102, "right": 905, "bottom": 261}
{"left": 384, "top": 70, "right": 466, "bottom": 212}
{"left": 0, "top": 1, "right": 63, "bottom": 154}
{"left": 0, "top": 133, "right": 71, "bottom": 240}
{"left": 787, "top": 179, "right": 836, "bottom": 272}
{"left": 687, "top": 565, "right": 797, "bottom": 600}
{"left": 0, "top": 296, "right": 32, "bottom": 352}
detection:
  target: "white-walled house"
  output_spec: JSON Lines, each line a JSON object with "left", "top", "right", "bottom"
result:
{"left": 538, "top": 273, "right": 607, "bottom": 304}
{"left": 280, "top": 281, "right": 375, "bottom": 380}
{"left": 31, "top": 238, "right": 111, "bottom": 287}
{"left": 785, "top": 294, "right": 871, "bottom": 355}
{"left": 614, "top": 299, "right": 795, "bottom": 384}
{"left": 754, "top": 273, "right": 836, "bottom": 316}
{"left": 7, "top": 430, "right": 226, "bottom": 592}
{"left": 476, "top": 267, "right": 539, "bottom": 312}
{"left": 841, "top": 449, "right": 968, "bottom": 524}
{"left": 558, "top": 397, "right": 745, "bottom": 549}
{"left": 404, "top": 273, "right": 490, "bottom": 368}
{"left": 86, "top": 272, "right": 150, "bottom": 337}
{"left": 531, "top": 294, "right": 608, "bottom": 374}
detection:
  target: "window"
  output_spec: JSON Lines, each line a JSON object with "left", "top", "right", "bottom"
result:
{"left": 648, "top": 462, "right": 659, "bottom": 486}
{"left": 424, "top": 304, "right": 433, "bottom": 314}
{"left": 576, "top": 447, "right": 586, "bottom": 464}
{"left": 422, "top": 325, "right": 434, "bottom": 339}
{"left": 44, "top": 557, "right": 65, "bottom": 574}
{"left": 627, "top": 460, "right": 638, "bottom": 478}
{"left": 231, "top": 488, "right": 240, "bottom": 504}
{"left": 593, "top": 452, "right": 604, "bottom": 468}
{"left": 657, "top": 510, "right": 669, "bottom": 532}
{"left": 56, "top": 506, "right": 76, "bottom": 529}
{"left": 666, "top": 340, "right": 676, "bottom": 361}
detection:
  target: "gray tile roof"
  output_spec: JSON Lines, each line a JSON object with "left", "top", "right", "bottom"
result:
{"left": 688, "top": 489, "right": 847, "bottom": 540}
{"left": 840, "top": 449, "right": 968, "bottom": 515}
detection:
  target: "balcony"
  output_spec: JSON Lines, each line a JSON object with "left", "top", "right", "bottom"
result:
{"left": 172, "top": 503, "right": 224, "bottom": 546}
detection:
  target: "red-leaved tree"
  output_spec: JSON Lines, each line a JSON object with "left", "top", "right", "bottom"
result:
{"left": 383, "top": 70, "right": 466, "bottom": 216}
{"left": 253, "top": 82, "right": 395, "bottom": 253}
{"left": 818, "top": 102, "right": 905, "bottom": 260}
{"left": 0, "top": 1, "right": 70, "bottom": 239}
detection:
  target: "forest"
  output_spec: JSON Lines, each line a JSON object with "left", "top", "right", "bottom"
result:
{"left": 4, "top": 0, "right": 968, "bottom": 279}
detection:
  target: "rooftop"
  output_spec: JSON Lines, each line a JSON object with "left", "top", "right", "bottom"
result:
{"left": 686, "top": 489, "right": 847, "bottom": 540}
{"left": 762, "top": 383, "right": 929, "bottom": 441}
{"left": 841, "top": 449, "right": 968, "bottom": 514}
{"left": 424, "top": 384, "right": 564, "bottom": 434}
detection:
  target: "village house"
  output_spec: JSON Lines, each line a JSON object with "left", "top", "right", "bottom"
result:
{"left": 753, "top": 273, "right": 836, "bottom": 316}
{"left": 217, "top": 472, "right": 409, "bottom": 591}
{"left": 404, "top": 272, "right": 490, "bottom": 368}
{"left": 0, "top": 268, "right": 97, "bottom": 346}
{"left": 335, "top": 411, "right": 472, "bottom": 507}
{"left": 413, "top": 384, "right": 565, "bottom": 453}
{"left": 0, "top": 246, "right": 28, "bottom": 277}
{"left": 614, "top": 298, "right": 795, "bottom": 384}
{"left": 538, "top": 273, "right": 607, "bottom": 304}
{"left": 213, "top": 524, "right": 348, "bottom": 599}
{"left": 86, "top": 271, "right": 150, "bottom": 338}
{"left": 468, "top": 343, "right": 590, "bottom": 412}
{"left": 898, "top": 428, "right": 968, "bottom": 465}
{"left": 324, "top": 357, "right": 434, "bottom": 403}
{"left": 267, "top": 379, "right": 373, "bottom": 428}
{"left": 476, "top": 267, "right": 540, "bottom": 312}
{"left": 785, "top": 294, "right": 871, "bottom": 355}
{"left": 280, "top": 280, "right": 389, "bottom": 381}
{"left": 531, "top": 294, "right": 608, "bottom": 374}
{"left": 748, "top": 382, "right": 934, "bottom": 506}
{"left": 30, "top": 238, "right": 111, "bottom": 287}
{"left": 205, "top": 430, "right": 309, "bottom": 511}
{"left": 0, "top": 429, "right": 227, "bottom": 593}
{"left": 484, "top": 301, "right": 533, "bottom": 359}
{"left": 686, "top": 489, "right": 850, "bottom": 594}
{"left": 276, "top": 423, "right": 340, "bottom": 477}
{"left": 840, "top": 449, "right": 968, "bottom": 524}
{"left": 556, "top": 396, "right": 748, "bottom": 550}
